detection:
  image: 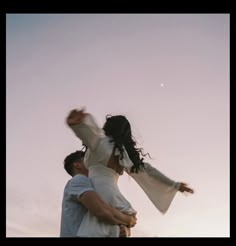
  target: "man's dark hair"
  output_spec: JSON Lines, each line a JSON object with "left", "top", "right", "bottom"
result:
{"left": 64, "top": 150, "right": 85, "bottom": 176}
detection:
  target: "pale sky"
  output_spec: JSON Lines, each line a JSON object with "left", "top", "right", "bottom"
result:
{"left": 6, "top": 14, "right": 229, "bottom": 237}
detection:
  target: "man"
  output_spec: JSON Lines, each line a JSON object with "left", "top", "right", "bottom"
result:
{"left": 60, "top": 150, "right": 136, "bottom": 237}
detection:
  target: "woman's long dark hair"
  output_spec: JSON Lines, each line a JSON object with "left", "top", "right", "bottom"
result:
{"left": 103, "top": 115, "right": 150, "bottom": 173}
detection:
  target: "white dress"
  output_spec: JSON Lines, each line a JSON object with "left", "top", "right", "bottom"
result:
{"left": 70, "top": 114, "right": 136, "bottom": 237}
{"left": 70, "top": 114, "right": 180, "bottom": 236}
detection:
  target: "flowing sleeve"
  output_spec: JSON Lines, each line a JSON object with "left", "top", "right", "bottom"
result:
{"left": 128, "top": 163, "right": 180, "bottom": 214}
{"left": 69, "top": 114, "right": 104, "bottom": 151}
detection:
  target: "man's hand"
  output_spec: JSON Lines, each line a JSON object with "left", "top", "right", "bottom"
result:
{"left": 178, "top": 182, "right": 194, "bottom": 194}
{"left": 127, "top": 213, "right": 137, "bottom": 228}
{"left": 119, "top": 225, "right": 131, "bottom": 237}
{"left": 66, "top": 108, "right": 87, "bottom": 126}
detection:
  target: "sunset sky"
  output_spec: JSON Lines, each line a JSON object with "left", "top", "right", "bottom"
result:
{"left": 6, "top": 14, "right": 229, "bottom": 237}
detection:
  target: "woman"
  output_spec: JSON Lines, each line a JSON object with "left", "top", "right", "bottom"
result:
{"left": 66, "top": 108, "right": 194, "bottom": 237}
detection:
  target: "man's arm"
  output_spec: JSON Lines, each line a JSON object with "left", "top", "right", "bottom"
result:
{"left": 79, "top": 190, "right": 136, "bottom": 227}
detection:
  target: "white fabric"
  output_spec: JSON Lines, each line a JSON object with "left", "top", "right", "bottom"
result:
{"left": 77, "top": 165, "right": 135, "bottom": 237}
{"left": 114, "top": 148, "right": 133, "bottom": 169}
{"left": 128, "top": 163, "right": 180, "bottom": 214}
{"left": 70, "top": 114, "right": 136, "bottom": 237}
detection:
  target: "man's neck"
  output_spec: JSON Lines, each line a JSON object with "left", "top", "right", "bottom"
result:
{"left": 73, "top": 172, "right": 88, "bottom": 177}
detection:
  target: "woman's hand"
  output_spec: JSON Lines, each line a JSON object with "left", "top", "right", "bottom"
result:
{"left": 178, "top": 182, "right": 194, "bottom": 194}
{"left": 66, "top": 108, "right": 88, "bottom": 126}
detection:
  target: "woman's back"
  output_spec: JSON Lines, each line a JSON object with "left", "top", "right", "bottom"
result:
{"left": 69, "top": 113, "right": 136, "bottom": 237}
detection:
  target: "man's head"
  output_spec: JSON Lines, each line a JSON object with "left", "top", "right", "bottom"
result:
{"left": 63, "top": 150, "right": 88, "bottom": 177}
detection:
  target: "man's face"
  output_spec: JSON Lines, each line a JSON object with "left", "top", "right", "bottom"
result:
{"left": 78, "top": 158, "right": 88, "bottom": 176}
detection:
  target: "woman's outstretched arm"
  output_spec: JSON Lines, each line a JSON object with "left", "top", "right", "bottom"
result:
{"left": 66, "top": 108, "right": 88, "bottom": 126}
{"left": 66, "top": 108, "right": 103, "bottom": 151}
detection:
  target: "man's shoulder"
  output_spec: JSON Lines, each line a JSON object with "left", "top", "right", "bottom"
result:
{"left": 71, "top": 174, "right": 90, "bottom": 183}
{"left": 68, "top": 174, "right": 93, "bottom": 188}
{"left": 64, "top": 174, "right": 94, "bottom": 200}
